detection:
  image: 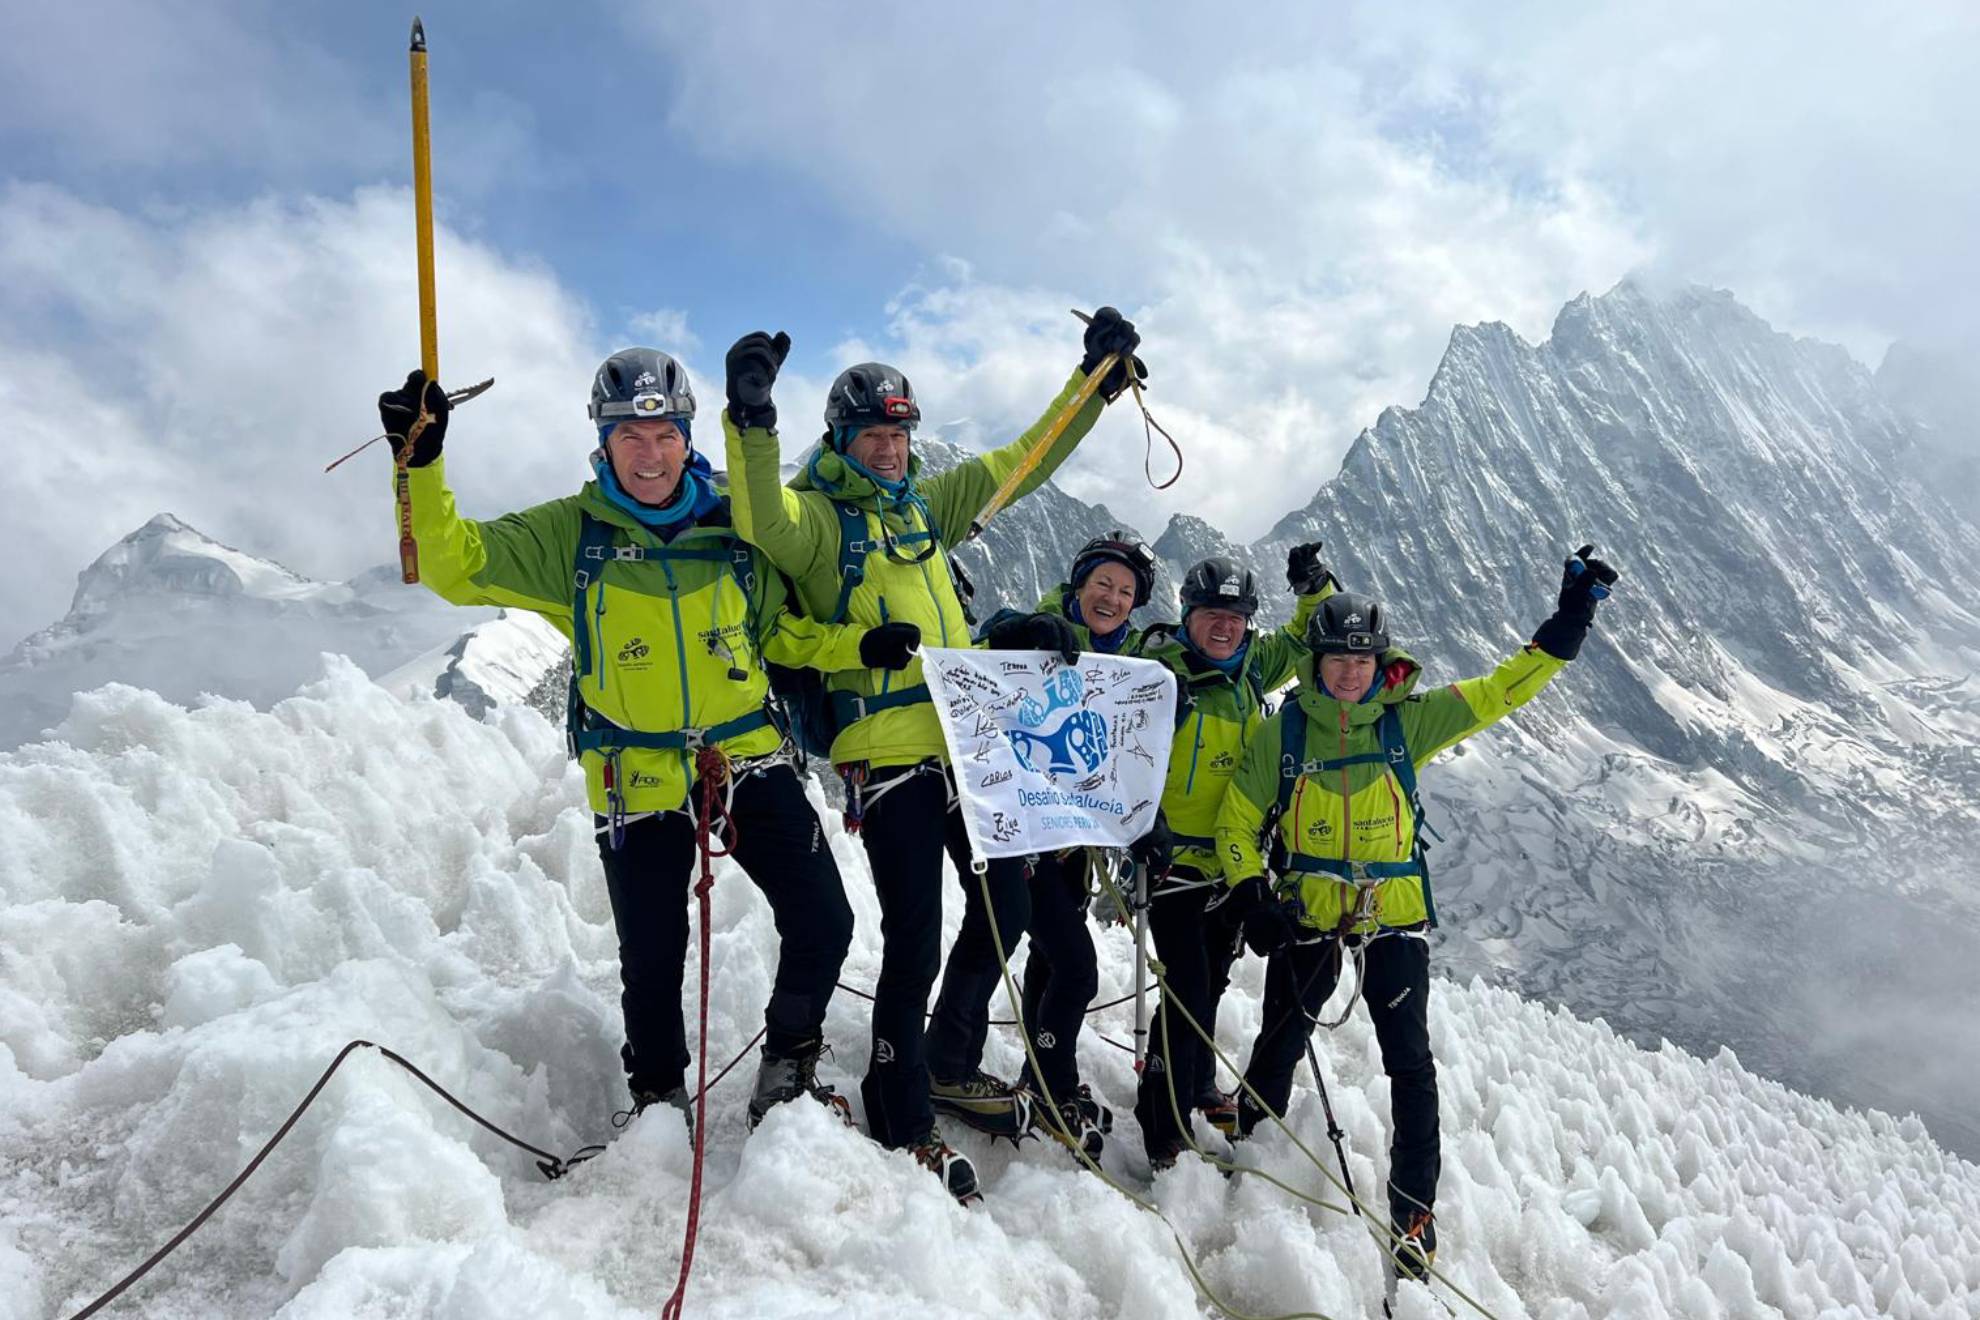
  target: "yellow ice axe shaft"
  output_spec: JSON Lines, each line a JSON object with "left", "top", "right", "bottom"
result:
{"left": 966, "top": 343, "right": 1117, "bottom": 540}
{"left": 409, "top": 18, "right": 439, "bottom": 383}
{"left": 399, "top": 16, "right": 438, "bottom": 584}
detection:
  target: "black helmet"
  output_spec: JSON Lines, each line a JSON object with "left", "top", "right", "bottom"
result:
{"left": 1069, "top": 532, "right": 1156, "bottom": 608}
{"left": 824, "top": 362, "right": 920, "bottom": 439}
{"left": 589, "top": 348, "right": 696, "bottom": 426}
{"left": 1179, "top": 557, "right": 1259, "bottom": 619}
{"left": 1306, "top": 594, "right": 1390, "bottom": 654}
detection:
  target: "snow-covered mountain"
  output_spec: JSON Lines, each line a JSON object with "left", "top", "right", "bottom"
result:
{"left": 1877, "top": 340, "right": 1980, "bottom": 523}
{"left": 1159, "top": 282, "right": 1980, "bottom": 1156}
{"left": 3, "top": 670, "right": 1975, "bottom": 1318}
{"left": 0, "top": 514, "right": 500, "bottom": 749}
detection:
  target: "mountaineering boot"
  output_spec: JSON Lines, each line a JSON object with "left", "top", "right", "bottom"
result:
{"left": 1072, "top": 1083, "right": 1114, "bottom": 1134}
{"left": 1389, "top": 1210, "right": 1437, "bottom": 1284}
{"left": 1197, "top": 1092, "right": 1241, "bottom": 1139}
{"left": 1146, "top": 1136, "right": 1187, "bottom": 1173}
{"left": 615, "top": 1084, "right": 692, "bottom": 1132}
{"left": 909, "top": 1127, "right": 981, "bottom": 1203}
{"left": 1034, "top": 1096, "right": 1106, "bottom": 1162}
{"left": 747, "top": 1041, "right": 854, "bottom": 1130}
{"left": 929, "top": 1069, "right": 1033, "bottom": 1140}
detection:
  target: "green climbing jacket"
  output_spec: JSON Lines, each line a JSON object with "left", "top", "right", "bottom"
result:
{"left": 724, "top": 366, "right": 1107, "bottom": 768}
{"left": 400, "top": 459, "right": 865, "bottom": 815}
{"left": 1128, "top": 589, "right": 1329, "bottom": 878}
{"left": 1215, "top": 643, "right": 1565, "bottom": 932}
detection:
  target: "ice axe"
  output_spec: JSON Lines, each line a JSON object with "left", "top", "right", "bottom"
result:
{"left": 965, "top": 308, "right": 1180, "bottom": 541}
{"left": 323, "top": 18, "right": 494, "bottom": 586}
{"left": 966, "top": 310, "right": 1118, "bottom": 540}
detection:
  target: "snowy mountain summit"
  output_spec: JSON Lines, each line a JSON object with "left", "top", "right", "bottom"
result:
{"left": 1147, "top": 280, "right": 1980, "bottom": 1157}
{"left": 64, "top": 513, "right": 332, "bottom": 616}
{"left": 0, "top": 513, "right": 496, "bottom": 749}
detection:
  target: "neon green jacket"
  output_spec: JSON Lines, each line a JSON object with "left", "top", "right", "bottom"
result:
{"left": 1214, "top": 643, "right": 1565, "bottom": 932}
{"left": 724, "top": 367, "right": 1107, "bottom": 768}
{"left": 1128, "top": 589, "right": 1329, "bottom": 878}
{"left": 400, "top": 459, "right": 866, "bottom": 814}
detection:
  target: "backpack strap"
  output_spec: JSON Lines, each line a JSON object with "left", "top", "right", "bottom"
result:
{"left": 826, "top": 499, "right": 938, "bottom": 624}
{"left": 566, "top": 510, "right": 773, "bottom": 760}
{"left": 1378, "top": 703, "right": 1436, "bottom": 926}
{"left": 570, "top": 512, "right": 618, "bottom": 682}
{"left": 1264, "top": 698, "right": 1438, "bottom": 925}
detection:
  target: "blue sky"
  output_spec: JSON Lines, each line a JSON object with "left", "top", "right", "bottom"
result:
{"left": 2, "top": 0, "right": 1976, "bottom": 648}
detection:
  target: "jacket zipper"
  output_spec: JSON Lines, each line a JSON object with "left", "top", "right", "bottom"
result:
{"left": 1183, "top": 710, "right": 1206, "bottom": 793}
{"left": 660, "top": 558, "right": 692, "bottom": 733}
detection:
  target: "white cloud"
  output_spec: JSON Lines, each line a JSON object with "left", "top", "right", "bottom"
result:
{"left": 624, "top": 308, "right": 700, "bottom": 355}
{"left": 624, "top": 0, "right": 1976, "bottom": 538}
{"left": 0, "top": 183, "right": 608, "bottom": 649}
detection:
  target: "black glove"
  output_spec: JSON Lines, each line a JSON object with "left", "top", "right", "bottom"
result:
{"left": 1129, "top": 812, "right": 1174, "bottom": 876}
{"left": 1078, "top": 306, "right": 1148, "bottom": 403}
{"left": 377, "top": 370, "right": 449, "bottom": 468}
{"left": 858, "top": 620, "right": 922, "bottom": 671}
{"left": 1286, "top": 542, "right": 1333, "bottom": 596}
{"left": 985, "top": 611, "right": 1082, "bottom": 665}
{"left": 1201, "top": 876, "right": 1251, "bottom": 953}
{"left": 725, "top": 330, "right": 791, "bottom": 431}
{"left": 1242, "top": 894, "right": 1303, "bottom": 958}
{"left": 1532, "top": 544, "right": 1620, "bottom": 661}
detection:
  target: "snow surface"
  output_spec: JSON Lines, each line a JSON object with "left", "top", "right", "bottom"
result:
{"left": 4, "top": 663, "right": 1979, "bottom": 1319}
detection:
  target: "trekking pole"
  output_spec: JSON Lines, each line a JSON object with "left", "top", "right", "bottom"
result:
{"left": 966, "top": 311, "right": 1116, "bottom": 540}
{"left": 1304, "top": 1038, "right": 1360, "bottom": 1218}
{"left": 1131, "top": 856, "right": 1151, "bottom": 1071}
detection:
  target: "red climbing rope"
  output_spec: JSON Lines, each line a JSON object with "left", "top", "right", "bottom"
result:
{"left": 660, "top": 747, "right": 735, "bottom": 1320}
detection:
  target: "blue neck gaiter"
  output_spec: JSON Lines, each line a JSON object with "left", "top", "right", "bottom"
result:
{"left": 825, "top": 424, "right": 916, "bottom": 509}
{"left": 1181, "top": 623, "right": 1250, "bottom": 675}
{"left": 592, "top": 437, "right": 720, "bottom": 538}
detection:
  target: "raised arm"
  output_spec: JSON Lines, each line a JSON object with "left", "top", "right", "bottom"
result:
{"left": 722, "top": 331, "right": 839, "bottom": 578}
{"left": 1400, "top": 545, "right": 1620, "bottom": 761}
{"left": 1251, "top": 541, "right": 1338, "bottom": 690}
{"left": 378, "top": 372, "right": 573, "bottom": 617}
{"left": 921, "top": 307, "right": 1142, "bottom": 544}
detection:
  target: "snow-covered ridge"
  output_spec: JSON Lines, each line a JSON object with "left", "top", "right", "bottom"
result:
{"left": 66, "top": 512, "right": 336, "bottom": 616}
{"left": 2, "top": 666, "right": 1976, "bottom": 1318}
{"left": 0, "top": 514, "right": 498, "bottom": 750}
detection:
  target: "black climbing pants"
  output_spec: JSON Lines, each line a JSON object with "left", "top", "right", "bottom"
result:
{"left": 856, "top": 762, "right": 1031, "bottom": 1148}
{"left": 1016, "top": 849, "right": 1100, "bottom": 1100}
{"left": 597, "top": 763, "right": 853, "bottom": 1098}
{"left": 1238, "top": 931, "right": 1439, "bottom": 1221}
{"left": 1134, "top": 869, "right": 1243, "bottom": 1156}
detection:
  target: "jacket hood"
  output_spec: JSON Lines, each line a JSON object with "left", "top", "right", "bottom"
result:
{"left": 1293, "top": 647, "right": 1422, "bottom": 725}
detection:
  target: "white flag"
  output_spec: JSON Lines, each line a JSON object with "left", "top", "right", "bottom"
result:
{"left": 921, "top": 646, "right": 1177, "bottom": 860}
